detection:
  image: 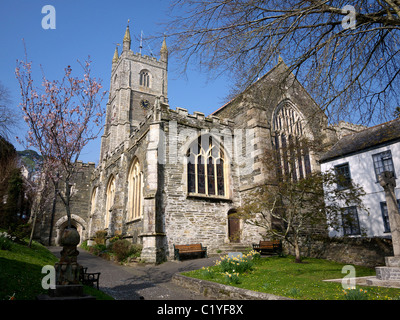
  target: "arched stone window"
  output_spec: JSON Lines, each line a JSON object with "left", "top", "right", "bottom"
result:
{"left": 88, "top": 187, "right": 97, "bottom": 240}
{"left": 127, "top": 159, "right": 143, "bottom": 221}
{"left": 272, "top": 101, "right": 312, "bottom": 180}
{"left": 139, "top": 70, "right": 150, "bottom": 87}
{"left": 105, "top": 176, "right": 115, "bottom": 228}
{"left": 90, "top": 187, "right": 97, "bottom": 217}
{"left": 186, "top": 134, "right": 226, "bottom": 197}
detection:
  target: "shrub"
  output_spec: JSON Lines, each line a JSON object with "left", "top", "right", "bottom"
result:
{"left": 108, "top": 234, "right": 122, "bottom": 244}
{"left": 129, "top": 243, "right": 143, "bottom": 258}
{"left": 94, "top": 230, "right": 107, "bottom": 245}
{"left": 89, "top": 244, "right": 107, "bottom": 256}
{"left": 80, "top": 240, "right": 89, "bottom": 250}
{"left": 111, "top": 239, "right": 133, "bottom": 262}
{"left": 0, "top": 234, "right": 13, "bottom": 250}
{"left": 11, "top": 223, "right": 31, "bottom": 242}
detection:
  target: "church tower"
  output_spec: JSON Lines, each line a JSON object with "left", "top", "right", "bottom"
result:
{"left": 100, "top": 22, "right": 168, "bottom": 161}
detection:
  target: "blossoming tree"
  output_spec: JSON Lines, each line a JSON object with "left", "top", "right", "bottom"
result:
{"left": 15, "top": 55, "right": 107, "bottom": 230}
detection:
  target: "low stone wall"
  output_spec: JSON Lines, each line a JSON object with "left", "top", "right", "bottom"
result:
{"left": 172, "top": 273, "right": 292, "bottom": 300}
{"left": 299, "top": 236, "right": 393, "bottom": 268}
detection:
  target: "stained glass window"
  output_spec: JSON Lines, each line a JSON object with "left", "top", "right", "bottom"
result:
{"left": 127, "top": 160, "right": 143, "bottom": 221}
{"left": 273, "top": 102, "right": 312, "bottom": 181}
{"left": 187, "top": 135, "right": 226, "bottom": 197}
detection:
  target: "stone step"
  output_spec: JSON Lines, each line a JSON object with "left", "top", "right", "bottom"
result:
{"left": 366, "top": 277, "right": 400, "bottom": 288}
{"left": 376, "top": 266, "right": 400, "bottom": 281}
{"left": 215, "top": 244, "right": 252, "bottom": 254}
{"left": 386, "top": 256, "right": 400, "bottom": 267}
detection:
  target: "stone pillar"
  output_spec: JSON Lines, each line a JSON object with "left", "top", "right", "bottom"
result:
{"left": 366, "top": 171, "right": 400, "bottom": 287}
{"left": 139, "top": 121, "right": 166, "bottom": 264}
{"left": 37, "top": 227, "right": 95, "bottom": 300}
{"left": 379, "top": 171, "right": 400, "bottom": 257}
{"left": 54, "top": 228, "right": 81, "bottom": 286}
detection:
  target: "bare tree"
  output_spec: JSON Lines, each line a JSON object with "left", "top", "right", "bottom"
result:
{"left": 0, "top": 82, "right": 19, "bottom": 140}
{"left": 166, "top": 0, "right": 400, "bottom": 124}
{"left": 237, "top": 140, "right": 367, "bottom": 263}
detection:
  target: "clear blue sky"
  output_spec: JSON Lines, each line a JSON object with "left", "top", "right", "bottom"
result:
{"left": 0, "top": 0, "right": 230, "bottom": 164}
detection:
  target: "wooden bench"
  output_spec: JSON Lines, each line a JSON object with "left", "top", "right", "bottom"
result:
{"left": 80, "top": 267, "right": 101, "bottom": 290}
{"left": 174, "top": 243, "right": 207, "bottom": 261}
{"left": 252, "top": 240, "right": 282, "bottom": 255}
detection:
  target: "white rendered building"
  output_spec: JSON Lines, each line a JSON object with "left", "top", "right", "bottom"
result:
{"left": 320, "top": 119, "right": 400, "bottom": 238}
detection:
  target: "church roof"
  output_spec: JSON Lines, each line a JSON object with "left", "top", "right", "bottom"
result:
{"left": 211, "top": 58, "right": 322, "bottom": 119}
{"left": 211, "top": 61, "right": 284, "bottom": 116}
{"left": 320, "top": 118, "right": 400, "bottom": 163}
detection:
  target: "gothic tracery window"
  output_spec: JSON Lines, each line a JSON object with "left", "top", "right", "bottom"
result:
{"left": 105, "top": 176, "right": 115, "bottom": 228}
{"left": 127, "top": 159, "right": 143, "bottom": 221}
{"left": 272, "top": 102, "right": 312, "bottom": 180}
{"left": 139, "top": 70, "right": 150, "bottom": 87}
{"left": 90, "top": 187, "right": 97, "bottom": 216}
{"left": 187, "top": 135, "right": 226, "bottom": 197}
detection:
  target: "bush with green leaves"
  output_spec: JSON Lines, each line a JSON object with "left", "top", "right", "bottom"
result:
{"left": 0, "top": 235, "right": 12, "bottom": 250}
{"left": 94, "top": 230, "right": 107, "bottom": 245}
{"left": 110, "top": 239, "right": 134, "bottom": 262}
{"left": 89, "top": 244, "right": 107, "bottom": 256}
{"left": 129, "top": 243, "right": 143, "bottom": 258}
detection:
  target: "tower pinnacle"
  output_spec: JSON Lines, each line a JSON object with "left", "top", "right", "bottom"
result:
{"left": 112, "top": 45, "right": 119, "bottom": 64}
{"left": 160, "top": 36, "right": 168, "bottom": 63}
{"left": 123, "top": 20, "right": 131, "bottom": 52}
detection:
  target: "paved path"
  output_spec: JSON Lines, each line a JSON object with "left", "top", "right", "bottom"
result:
{"left": 48, "top": 247, "right": 219, "bottom": 300}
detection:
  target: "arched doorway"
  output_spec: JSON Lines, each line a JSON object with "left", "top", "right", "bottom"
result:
{"left": 228, "top": 210, "right": 241, "bottom": 243}
{"left": 54, "top": 214, "right": 87, "bottom": 246}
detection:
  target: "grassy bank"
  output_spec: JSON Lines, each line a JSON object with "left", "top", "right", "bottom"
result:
{"left": 183, "top": 254, "right": 400, "bottom": 300}
{"left": 0, "top": 238, "right": 113, "bottom": 300}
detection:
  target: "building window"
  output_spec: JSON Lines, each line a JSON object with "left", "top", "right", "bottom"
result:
{"left": 372, "top": 150, "right": 395, "bottom": 181}
{"left": 139, "top": 70, "right": 150, "bottom": 87}
{"left": 341, "top": 206, "right": 361, "bottom": 236}
{"left": 335, "top": 163, "right": 351, "bottom": 190}
{"left": 380, "top": 200, "right": 400, "bottom": 233}
{"left": 90, "top": 187, "right": 97, "bottom": 217}
{"left": 187, "top": 135, "right": 226, "bottom": 197}
{"left": 127, "top": 160, "right": 143, "bottom": 221}
{"left": 105, "top": 176, "right": 115, "bottom": 228}
{"left": 273, "top": 102, "right": 312, "bottom": 180}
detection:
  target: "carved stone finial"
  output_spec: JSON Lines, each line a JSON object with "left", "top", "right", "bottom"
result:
{"left": 378, "top": 171, "right": 396, "bottom": 190}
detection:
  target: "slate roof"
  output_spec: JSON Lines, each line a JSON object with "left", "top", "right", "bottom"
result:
{"left": 320, "top": 118, "right": 400, "bottom": 163}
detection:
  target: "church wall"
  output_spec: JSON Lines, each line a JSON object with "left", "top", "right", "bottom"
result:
{"left": 159, "top": 107, "right": 264, "bottom": 258}
{"left": 90, "top": 119, "right": 151, "bottom": 242}
{"left": 38, "top": 162, "right": 95, "bottom": 246}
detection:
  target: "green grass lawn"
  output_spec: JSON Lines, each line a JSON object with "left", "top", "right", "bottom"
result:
{"left": 183, "top": 255, "right": 400, "bottom": 300}
{"left": 0, "top": 238, "right": 113, "bottom": 300}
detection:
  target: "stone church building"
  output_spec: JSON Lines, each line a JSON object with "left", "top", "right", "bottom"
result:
{"left": 38, "top": 25, "right": 359, "bottom": 263}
